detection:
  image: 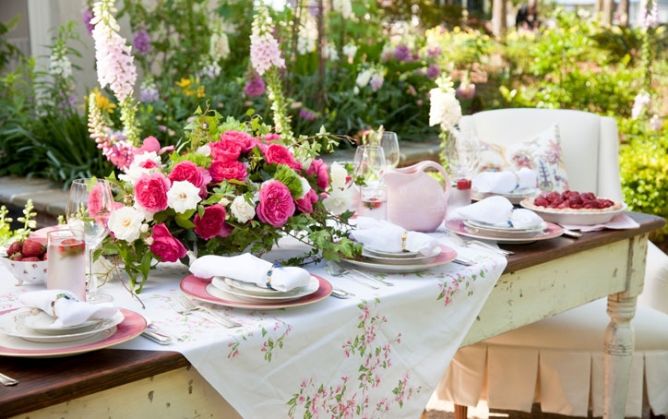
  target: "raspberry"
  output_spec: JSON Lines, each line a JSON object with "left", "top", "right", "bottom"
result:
{"left": 546, "top": 192, "right": 560, "bottom": 203}
{"left": 22, "top": 239, "right": 46, "bottom": 258}
{"left": 568, "top": 195, "right": 583, "bottom": 206}
{"left": 581, "top": 192, "right": 596, "bottom": 201}
{"left": 534, "top": 197, "right": 549, "bottom": 207}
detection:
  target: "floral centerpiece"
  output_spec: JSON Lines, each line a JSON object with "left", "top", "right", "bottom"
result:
{"left": 87, "top": 0, "right": 359, "bottom": 292}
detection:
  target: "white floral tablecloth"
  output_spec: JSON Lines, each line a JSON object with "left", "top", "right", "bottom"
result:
{"left": 0, "top": 234, "right": 506, "bottom": 418}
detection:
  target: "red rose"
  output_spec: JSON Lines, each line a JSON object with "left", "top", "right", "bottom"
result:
{"left": 210, "top": 139, "right": 243, "bottom": 161}
{"left": 257, "top": 180, "right": 296, "bottom": 227}
{"left": 307, "top": 159, "right": 329, "bottom": 190}
{"left": 263, "top": 144, "right": 301, "bottom": 170}
{"left": 150, "top": 223, "right": 187, "bottom": 262}
{"left": 169, "top": 161, "right": 205, "bottom": 188}
{"left": 134, "top": 173, "right": 170, "bottom": 213}
{"left": 209, "top": 160, "right": 248, "bottom": 183}
{"left": 194, "top": 204, "right": 232, "bottom": 240}
{"left": 295, "top": 189, "right": 318, "bottom": 214}
{"left": 220, "top": 131, "right": 256, "bottom": 152}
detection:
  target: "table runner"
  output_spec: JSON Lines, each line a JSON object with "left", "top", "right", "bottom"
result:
{"left": 0, "top": 234, "right": 506, "bottom": 418}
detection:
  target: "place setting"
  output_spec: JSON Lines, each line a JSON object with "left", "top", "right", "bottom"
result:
{"left": 470, "top": 168, "right": 540, "bottom": 205}
{"left": 0, "top": 290, "right": 146, "bottom": 358}
{"left": 182, "top": 253, "right": 333, "bottom": 310}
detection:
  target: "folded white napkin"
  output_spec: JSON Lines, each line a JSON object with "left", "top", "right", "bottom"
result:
{"left": 189, "top": 254, "right": 311, "bottom": 292}
{"left": 19, "top": 290, "right": 118, "bottom": 328}
{"left": 560, "top": 214, "right": 639, "bottom": 232}
{"left": 350, "top": 217, "right": 441, "bottom": 256}
{"left": 473, "top": 168, "right": 537, "bottom": 194}
{"left": 452, "top": 196, "right": 543, "bottom": 229}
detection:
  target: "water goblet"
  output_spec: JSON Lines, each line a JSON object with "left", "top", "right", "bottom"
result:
{"left": 380, "top": 131, "right": 400, "bottom": 169}
{"left": 66, "top": 178, "right": 114, "bottom": 303}
{"left": 353, "top": 145, "right": 388, "bottom": 220}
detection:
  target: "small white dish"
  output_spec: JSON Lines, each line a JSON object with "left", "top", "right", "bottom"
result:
{"left": 0, "top": 309, "right": 124, "bottom": 343}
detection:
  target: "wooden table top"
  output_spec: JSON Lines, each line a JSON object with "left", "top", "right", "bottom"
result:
{"left": 0, "top": 212, "right": 663, "bottom": 417}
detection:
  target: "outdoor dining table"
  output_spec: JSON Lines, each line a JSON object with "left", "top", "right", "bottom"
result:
{"left": 0, "top": 212, "right": 663, "bottom": 419}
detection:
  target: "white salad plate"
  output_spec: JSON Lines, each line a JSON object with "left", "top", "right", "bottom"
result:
{"left": 362, "top": 248, "right": 419, "bottom": 259}
{"left": 360, "top": 249, "right": 439, "bottom": 265}
{"left": 342, "top": 246, "right": 457, "bottom": 274}
{"left": 472, "top": 188, "right": 540, "bottom": 205}
{"left": 0, "top": 309, "right": 124, "bottom": 343}
{"left": 211, "top": 276, "right": 319, "bottom": 302}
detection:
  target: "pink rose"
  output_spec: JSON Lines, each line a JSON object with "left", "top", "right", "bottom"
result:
{"left": 134, "top": 173, "right": 170, "bottom": 213}
{"left": 169, "top": 161, "right": 205, "bottom": 188}
{"left": 295, "top": 189, "right": 318, "bottom": 214}
{"left": 150, "top": 223, "right": 187, "bottom": 262}
{"left": 220, "top": 131, "right": 256, "bottom": 152}
{"left": 209, "top": 160, "right": 248, "bottom": 183}
{"left": 263, "top": 144, "right": 301, "bottom": 170}
{"left": 139, "top": 159, "right": 159, "bottom": 169}
{"left": 307, "top": 159, "right": 329, "bottom": 190}
{"left": 257, "top": 180, "right": 296, "bottom": 227}
{"left": 210, "top": 139, "right": 243, "bottom": 161}
{"left": 139, "top": 136, "right": 161, "bottom": 153}
{"left": 194, "top": 204, "right": 232, "bottom": 240}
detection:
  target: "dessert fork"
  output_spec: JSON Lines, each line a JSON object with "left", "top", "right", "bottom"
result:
{"left": 176, "top": 295, "right": 241, "bottom": 328}
{"left": 0, "top": 372, "right": 18, "bottom": 386}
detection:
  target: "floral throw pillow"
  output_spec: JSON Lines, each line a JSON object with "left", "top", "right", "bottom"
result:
{"left": 475, "top": 124, "right": 569, "bottom": 191}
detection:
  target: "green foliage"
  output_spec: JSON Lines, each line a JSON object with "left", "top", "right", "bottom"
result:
{"left": 0, "top": 16, "right": 22, "bottom": 73}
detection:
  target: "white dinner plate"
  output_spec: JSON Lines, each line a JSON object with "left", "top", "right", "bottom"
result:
{"left": 212, "top": 277, "right": 319, "bottom": 302}
{"left": 342, "top": 246, "right": 457, "bottom": 274}
{"left": 360, "top": 249, "right": 440, "bottom": 265}
{"left": 0, "top": 309, "right": 125, "bottom": 343}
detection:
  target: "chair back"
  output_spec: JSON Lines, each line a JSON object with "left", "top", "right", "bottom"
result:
{"left": 460, "top": 108, "right": 623, "bottom": 201}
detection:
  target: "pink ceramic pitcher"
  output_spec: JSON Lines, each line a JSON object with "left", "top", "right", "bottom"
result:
{"left": 384, "top": 161, "right": 450, "bottom": 232}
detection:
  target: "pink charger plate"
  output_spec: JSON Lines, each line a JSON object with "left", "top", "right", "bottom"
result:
{"left": 180, "top": 274, "right": 333, "bottom": 310}
{"left": 0, "top": 308, "right": 147, "bottom": 358}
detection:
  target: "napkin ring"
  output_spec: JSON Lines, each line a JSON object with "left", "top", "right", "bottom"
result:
{"left": 50, "top": 293, "right": 73, "bottom": 317}
{"left": 400, "top": 231, "right": 408, "bottom": 252}
{"left": 265, "top": 263, "right": 281, "bottom": 290}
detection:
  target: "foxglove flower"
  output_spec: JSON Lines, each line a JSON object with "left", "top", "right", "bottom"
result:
{"left": 297, "top": 13, "right": 318, "bottom": 55}
{"left": 426, "top": 64, "right": 440, "bottom": 80}
{"left": 632, "top": 91, "right": 651, "bottom": 119}
{"left": 342, "top": 42, "right": 357, "bottom": 63}
{"left": 394, "top": 44, "right": 411, "bottom": 61}
{"left": 82, "top": 8, "right": 95, "bottom": 34}
{"left": 250, "top": 5, "right": 285, "bottom": 76}
{"left": 332, "top": 0, "right": 353, "bottom": 19}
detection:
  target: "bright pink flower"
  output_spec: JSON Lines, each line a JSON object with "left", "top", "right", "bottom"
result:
{"left": 209, "top": 160, "right": 248, "bottom": 183}
{"left": 257, "top": 180, "right": 295, "bottom": 227}
{"left": 264, "top": 133, "right": 281, "bottom": 142}
{"left": 210, "top": 139, "right": 243, "bottom": 161}
{"left": 220, "top": 131, "right": 255, "bottom": 152}
{"left": 169, "top": 161, "right": 205, "bottom": 188}
{"left": 263, "top": 144, "right": 301, "bottom": 170}
{"left": 139, "top": 136, "right": 161, "bottom": 153}
{"left": 295, "top": 189, "right": 318, "bottom": 214}
{"left": 193, "top": 204, "right": 232, "bottom": 240}
{"left": 150, "top": 223, "right": 187, "bottom": 262}
{"left": 134, "top": 173, "right": 170, "bottom": 213}
{"left": 307, "top": 159, "right": 329, "bottom": 190}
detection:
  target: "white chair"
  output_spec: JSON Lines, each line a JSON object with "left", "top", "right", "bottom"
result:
{"left": 429, "top": 109, "right": 668, "bottom": 417}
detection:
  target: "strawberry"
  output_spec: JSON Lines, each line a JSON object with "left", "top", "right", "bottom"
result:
{"left": 9, "top": 252, "right": 23, "bottom": 261}
{"left": 21, "top": 257, "right": 40, "bottom": 262}
{"left": 22, "top": 239, "right": 46, "bottom": 258}
{"left": 546, "top": 192, "right": 560, "bottom": 203}
{"left": 534, "top": 197, "right": 549, "bottom": 207}
{"left": 58, "top": 238, "right": 85, "bottom": 257}
{"left": 6, "top": 240, "right": 23, "bottom": 256}
{"left": 581, "top": 192, "right": 596, "bottom": 201}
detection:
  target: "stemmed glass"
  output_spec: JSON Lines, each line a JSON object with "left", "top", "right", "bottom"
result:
{"left": 380, "top": 131, "right": 400, "bottom": 169}
{"left": 353, "top": 145, "right": 388, "bottom": 220}
{"left": 66, "top": 178, "right": 114, "bottom": 303}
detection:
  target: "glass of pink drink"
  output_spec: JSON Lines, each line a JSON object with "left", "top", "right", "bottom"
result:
{"left": 47, "top": 228, "right": 86, "bottom": 300}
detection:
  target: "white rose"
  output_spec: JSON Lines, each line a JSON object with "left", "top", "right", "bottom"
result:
{"left": 297, "top": 176, "right": 312, "bottom": 199}
{"left": 230, "top": 196, "right": 256, "bottom": 223}
{"left": 108, "top": 207, "right": 145, "bottom": 242}
{"left": 118, "top": 152, "right": 162, "bottom": 185}
{"left": 323, "top": 187, "right": 355, "bottom": 215}
{"left": 167, "top": 181, "right": 202, "bottom": 214}
{"left": 429, "top": 88, "right": 462, "bottom": 129}
{"left": 330, "top": 162, "right": 348, "bottom": 191}
{"left": 196, "top": 144, "right": 211, "bottom": 157}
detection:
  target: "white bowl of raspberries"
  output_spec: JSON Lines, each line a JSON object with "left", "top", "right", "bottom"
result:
{"left": 520, "top": 191, "right": 626, "bottom": 225}
{"left": 1, "top": 238, "right": 48, "bottom": 285}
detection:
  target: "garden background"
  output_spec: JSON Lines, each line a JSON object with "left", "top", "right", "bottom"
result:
{"left": 0, "top": 0, "right": 667, "bottom": 246}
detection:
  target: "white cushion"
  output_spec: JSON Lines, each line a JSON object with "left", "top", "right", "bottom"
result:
{"left": 639, "top": 242, "right": 668, "bottom": 315}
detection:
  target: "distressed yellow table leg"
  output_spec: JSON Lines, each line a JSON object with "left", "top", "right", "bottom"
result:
{"left": 10, "top": 367, "right": 241, "bottom": 419}
{"left": 604, "top": 235, "right": 648, "bottom": 419}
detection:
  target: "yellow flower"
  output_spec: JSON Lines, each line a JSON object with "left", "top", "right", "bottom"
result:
{"left": 176, "top": 78, "right": 192, "bottom": 89}
{"left": 196, "top": 86, "right": 205, "bottom": 98}
{"left": 92, "top": 88, "right": 116, "bottom": 113}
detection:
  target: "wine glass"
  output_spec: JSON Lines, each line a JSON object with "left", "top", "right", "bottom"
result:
{"left": 66, "top": 178, "right": 114, "bottom": 303}
{"left": 353, "top": 145, "right": 388, "bottom": 220}
{"left": 380, "top": 131, "right": 400, "bottom": 169}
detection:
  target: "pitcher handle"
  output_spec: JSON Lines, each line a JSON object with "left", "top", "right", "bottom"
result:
{"left": 412, "top": 160, "right": 450, "bottom": 192}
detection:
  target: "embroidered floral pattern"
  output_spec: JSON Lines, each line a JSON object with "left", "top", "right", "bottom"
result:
{"left": 437, "top": 268, "right": 487, "bottom": 306}
{"left": 287, "top": 299, "right": 420, "bottom": 418}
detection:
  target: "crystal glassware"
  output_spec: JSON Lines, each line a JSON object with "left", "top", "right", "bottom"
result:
{"left": 66, "top": 178, "right": 114, "bottom": 303}
{"left": 380, "top": 131, "right": 400, "bottom": 169}
{"left": 47, "top": 227, "right": 86, "bottom": 300}
{"left": 354, "top": 145, "right": 388, "bottom": 220}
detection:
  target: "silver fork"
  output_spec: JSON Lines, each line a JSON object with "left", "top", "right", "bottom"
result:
{"left": 176, "top": 295, "right": 241, "bottom": 328}
{"left": 0, "top": 372, "right": 18, "bottom": 386}
{"left": 326, "top": 262, "right": 380, "bottom": 290}
{"left": 466, "top": 240, "right": 514, "bottom": 256}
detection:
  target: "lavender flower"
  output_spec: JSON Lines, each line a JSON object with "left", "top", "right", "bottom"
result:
{"left": 132, "top": 29, "right": 152, "bottom": 55}
{"left": 394, "top": 44, "right": 411, "bottom": 62}
{"left": 299, "top": 108, "right": 317, "bottom": 121}
{"left": 139, "top": 82, "right": 159, "bottom": 103}
{"left": 82, "top": 8, "right": 95, "bottom": 34}
{"left": 426, "top": 64, "right": 440, "bottom": 80}
{"left": 427, "top": 46, "right": 442, "bottom": 57}
{"left": 244, "top": 74, "right": 266, "bottom": 97}
{"left": 370, "top": 72, "right": 384, "bottom": 91}
{"left": 91, "top": 0, "right": 137, "bottom": 102}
